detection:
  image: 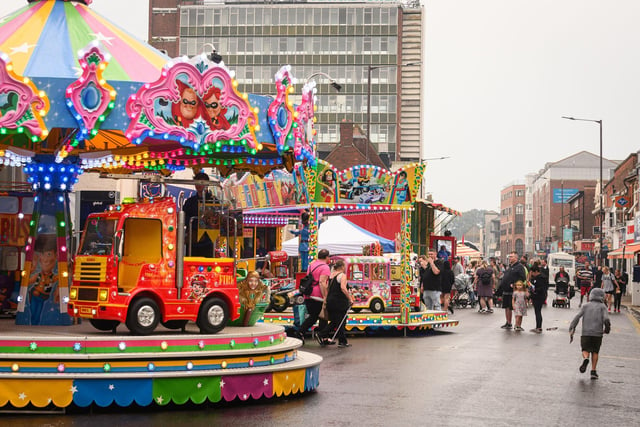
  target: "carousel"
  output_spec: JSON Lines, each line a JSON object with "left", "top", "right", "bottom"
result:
{"left": 0, "top": 0, "right": 321, "bottom": 411}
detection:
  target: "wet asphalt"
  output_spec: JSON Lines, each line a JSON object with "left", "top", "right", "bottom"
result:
{"left": 3, "top": 299, "right": 640, "bottom": 426}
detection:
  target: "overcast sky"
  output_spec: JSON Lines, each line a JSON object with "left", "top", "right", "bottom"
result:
{"left": 1, "top": 0, "right": 639, "bottom": 213}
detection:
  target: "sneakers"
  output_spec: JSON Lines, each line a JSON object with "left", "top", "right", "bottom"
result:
{"left": 514, "top": 326, "right": 524, "bottom": 332}
{"left": 337, "top": 342, "right": 352, "bottom": 348}
{"left": 500, "top": 323, "right": 512, "bottom": 329}
{"left": 579, "top": 359, "right": 589, "bottom": 373}
{"left": 294, "top": 330, "right": 305, "bottom": 344}
{"left": 590, "top": 370, "right": 599, "bottom": 380}
{"left": 448, "top": 306, "right": 454, "bottom": 314}
{"left": 487, "top": 309, "right": 494, "bottom": 313}
{"left": 314, "top": 332, "right": 325, "bottom": 347}
{"left": 530, "top": 328, "right": 542, "bottom": 334}
{"left": 479, "top": 309, "right": 486, "bottom": 313}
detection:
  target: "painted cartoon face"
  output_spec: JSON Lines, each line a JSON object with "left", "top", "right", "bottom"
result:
{"left": 324, "top": 170, "right": 334, "bottom": 182}
{"left": 39, "top": 250, "right": 57, "bottom": 274}
{"left": 180, "top": 87, "right": 198, "bottom": 120}
{"left": 204, "top": 92, "right": 222, "bottom": 119}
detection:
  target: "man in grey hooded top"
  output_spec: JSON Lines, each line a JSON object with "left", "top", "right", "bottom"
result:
{"left": 569, "top": 287, "right": 611, "bottom": 379}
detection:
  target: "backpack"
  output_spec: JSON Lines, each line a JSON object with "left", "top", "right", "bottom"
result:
{"left": 479, "top": 270, "right": 492, "bottom": 286}
{"left": 299, "top": 264, "right": 322, "bottom": 296}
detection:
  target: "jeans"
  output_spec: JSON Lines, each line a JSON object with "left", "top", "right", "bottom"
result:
{"left": 423, "top": 290, "right": 442, "bottom": 310}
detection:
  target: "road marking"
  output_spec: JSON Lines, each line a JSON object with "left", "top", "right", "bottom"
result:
{"left": 625, "top": 310, "right": 640, "bottom": 335}
{"left": 600, "top": 354, "right": 640, "bottom": 362}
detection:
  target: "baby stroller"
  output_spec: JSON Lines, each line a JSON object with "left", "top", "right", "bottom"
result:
{"left": 451, "top": 274, "right": 477, "bottom": 309}
{"left": 552, "top": 278, "right": 571, "bottom": 308}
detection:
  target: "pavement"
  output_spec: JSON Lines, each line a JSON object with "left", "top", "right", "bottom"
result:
{"left": 2, "top": 295, "right": 640, "bottom": 426}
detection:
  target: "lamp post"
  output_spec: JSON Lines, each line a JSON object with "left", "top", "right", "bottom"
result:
{"left": 562, "top": 116, "right": 603, "bottom": 264}
{"left": 305, "top": 72, "right": 342, "bottom": 92}
{"left": 366, "top": 62, "right": 420, "bottom": 163}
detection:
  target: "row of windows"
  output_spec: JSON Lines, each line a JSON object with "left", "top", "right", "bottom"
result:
{"left": 501, "top": 189, "right": 525, "bottom": 200}
{"left": 181, "top": 6, "right": 399, "bottom": 27}
{"left": 180, "top": 36, "right": 398, "bottom": 58}
{"left": 316, "top": 123, "right": 396, "bottom": 149}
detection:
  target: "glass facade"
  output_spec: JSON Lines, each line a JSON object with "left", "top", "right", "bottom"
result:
{"left": 177, "top": 3, "right": 405, "bottom": 159}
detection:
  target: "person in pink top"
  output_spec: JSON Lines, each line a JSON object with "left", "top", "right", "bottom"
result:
{"left": 294, "top": 249, "right": 331, "bottom": 343}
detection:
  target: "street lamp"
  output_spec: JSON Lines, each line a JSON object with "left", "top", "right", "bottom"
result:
{"left": 562, "top": 116, "right": 604, "bottom": 264}
{"left": 305, "top": 72, "right": 342, "bottom": 92}
{"left": 366, "top": 62, "right": 421, "bottom": 163}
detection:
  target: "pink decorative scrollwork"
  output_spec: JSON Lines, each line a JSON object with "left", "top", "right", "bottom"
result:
{"left": 293, "top": 81, "right": 317, "bottom": 165}
{"left": 267, "top": 65, "right": 295, "bottom": 155}
{"left": 0, "top": 52, "right": 49, "bottom": 142}
{"left": 125, "top": 56, "right": 260, "bottom": 154}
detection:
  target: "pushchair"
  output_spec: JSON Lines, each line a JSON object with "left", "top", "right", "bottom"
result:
{"left": 552, "top": 278, "right": 571, "bottom": 308}
{"left": 451, "top": 274, "right": 477, "bottom": 309}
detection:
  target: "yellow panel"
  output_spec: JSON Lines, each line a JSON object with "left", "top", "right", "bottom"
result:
{"left": 273, "top": 368, "right": 306, "bottom": 396}
{"left": 123, "top": 218, "right": 162, "bottom": 263}
{"left": 0, "top": 379, "right": 73, "bottom": 408}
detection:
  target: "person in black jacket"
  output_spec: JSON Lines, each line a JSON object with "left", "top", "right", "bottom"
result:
{"left": 529, "top": 265, "right": 548, "bottom": 333}
{"left": 499, "top": 251, "right": 527, "bottom": 329}
{"left": 440, "top": 260, "right": 455, "bottom": 314}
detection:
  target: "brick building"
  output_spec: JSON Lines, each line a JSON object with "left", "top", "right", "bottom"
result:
{"left": 500, "top": 183, "right": 526, "bottom": 260}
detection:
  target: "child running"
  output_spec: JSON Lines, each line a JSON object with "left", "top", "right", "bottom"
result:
{"left": 512, "top": 280, "right": 528, "bottom": 332}
{"left": 569, "top": 288, "right": 611, "bottom": 379}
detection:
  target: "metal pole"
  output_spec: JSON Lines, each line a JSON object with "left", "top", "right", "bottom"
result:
{"left": 366, "top": 65, "right": 372, "bottom": 164}
{"left": 561, "top": 181, "right": 564, "bottom": 251}
{"left": 599, "top": 120, "right": 603, "bottom": 265}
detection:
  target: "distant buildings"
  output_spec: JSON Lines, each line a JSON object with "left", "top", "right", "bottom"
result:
{"left": 495, "top": 150, "right": 640, "bottom": 268}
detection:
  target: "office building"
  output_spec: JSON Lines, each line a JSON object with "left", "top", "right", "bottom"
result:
{"left": 149, "top": 0, "right": 423, "bottom": 166}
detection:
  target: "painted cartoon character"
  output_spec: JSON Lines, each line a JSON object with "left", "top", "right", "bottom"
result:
{"left": 187, "top": 274, "right": 208, "bottom": 302}
{"left": 238, "top": 271, "right": 268, "bottom": 326}
{"left": 203, "top": 86, "right": 231, "bottom": 131}
{"left": 28, "top": 234, "right": 59, "bottom": 325}
{"left": 320, "top": 169, "right": 337, "bottom": 203}
{"left": 172, "top": 80, "right": 201, "bottom": 128}
{"left": 391, "top": 171, "right": 411, "bottom": 204}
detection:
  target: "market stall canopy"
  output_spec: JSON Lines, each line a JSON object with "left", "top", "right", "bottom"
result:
{"left": 282, "top": 216, "right": 395, "bottom": 256}
{"left": 607, "top": 243, "right": 640, "bottom": 259}
{"left": 456, "top": 242, "right": 481, "bottom": 259}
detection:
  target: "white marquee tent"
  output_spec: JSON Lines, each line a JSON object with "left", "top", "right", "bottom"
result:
{"left": 282, "top": 216, "right": 395, "bottom": 256}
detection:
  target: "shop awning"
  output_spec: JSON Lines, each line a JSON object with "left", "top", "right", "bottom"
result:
{"left": 607, "top": 243, "right": 640, "bottom": 259}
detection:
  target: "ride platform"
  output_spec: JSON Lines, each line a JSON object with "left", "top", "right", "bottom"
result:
{"left": 0, "top": 322, "right": 320, "bottom": 412}
{"left": 262, "top": 309, "right": 459, "bottom": 332}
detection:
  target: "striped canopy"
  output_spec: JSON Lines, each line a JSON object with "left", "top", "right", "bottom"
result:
{"left": 0, "top": 0, "right": 166, "bottom": 82}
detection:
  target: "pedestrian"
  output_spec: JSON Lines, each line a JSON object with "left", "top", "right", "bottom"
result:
{"left": 475, "top": 261, "right": 495, "bottom": 313}
{"left": 419, "top": 251, "right": 442, "bottom": 310}
{"left": 437, "top": 245, "right": 451, "bottom": 262}
{"left": 440, "top": 260, "right": 455, "bottom": 314}
{"left": 289, "top": 212, "right": 310, "bottom": 272}
{"left": 540, "top": 258, "right": 550, "bottom": 282}
{"left": 569, "top": 288, "right": 611, "bottom": 380}
{"left": 451, "top": 256, "right": 464, "bottom": 278}
{"left": 316, "top": 259, "right": 354, "bottom": 348}
{"left": 294, "top": 249, "right": 330, "bottom": 342}
{"left": 593, "top": 265, "right": 603, "bottom": 289}
{"left": 529, "top": 264, "right": 548, "bottom": 333}
{"left": 575, "top": 262, "right": 594, "bottom": 307}
{"left": 512, "top": 280, "right": 528, "bottom": 332}
{"left": 613, "top": 269, "right": 628, "bottom": 313}
{"left": 498, "top": 251, "right": 527, "bottom": 329}
{"left": 554, "top": 266, "right": 570, "bottom": 285}
{"left": 600, "top": 266, "right": 618, "bottom": 312}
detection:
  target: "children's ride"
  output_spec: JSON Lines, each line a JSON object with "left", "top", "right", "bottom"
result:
{"left": 68, "top": 197, "right": 240, "bottom": 335}
{"left": 331, "top": 255, "right": 420, "bottom": 313}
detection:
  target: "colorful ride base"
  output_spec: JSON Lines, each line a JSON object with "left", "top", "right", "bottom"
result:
{"left": 0, "top": 323, "right": 320, "bottom": 411}
{"left": 262, "top": 309, "right": 459, "bottom": 332}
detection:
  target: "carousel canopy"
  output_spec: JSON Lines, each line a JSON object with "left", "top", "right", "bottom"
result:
{"left": 0, "top": 0, "right": 307, "bottom": 179}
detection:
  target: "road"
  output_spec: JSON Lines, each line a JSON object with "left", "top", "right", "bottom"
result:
{"left": 4, "top": 302, "right": 640, "bottom": 426}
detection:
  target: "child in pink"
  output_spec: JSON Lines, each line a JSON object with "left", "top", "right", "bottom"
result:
{"left": 512, "top": 280, "right": 528, "bottom": 332}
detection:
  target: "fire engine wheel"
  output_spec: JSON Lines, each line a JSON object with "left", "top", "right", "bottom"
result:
{"left": 126, "top": 298, "right": 160, "bottom": 335}
{"left": 197, "top": 298, "right": 229, "bottom": 334}
{"left": 370, "top": 298, "right": 385, "bottom": 313}
{"left": 90, "top": 319, "right": 120, "bottom": 332}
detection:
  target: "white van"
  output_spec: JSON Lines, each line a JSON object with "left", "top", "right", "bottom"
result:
{"left": 547, "top": 252, "right": 575, "bottom": 287}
